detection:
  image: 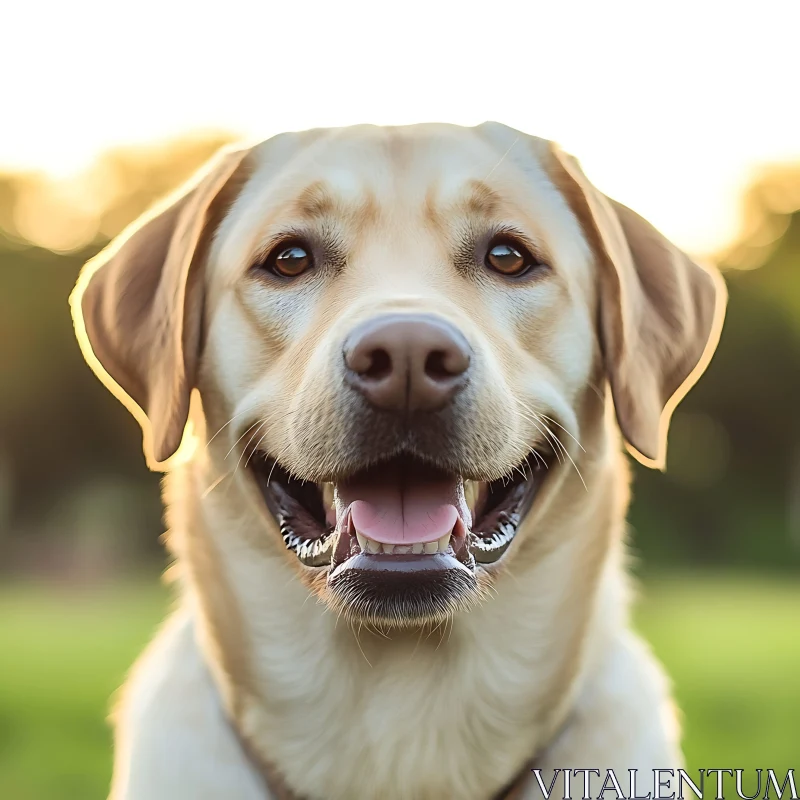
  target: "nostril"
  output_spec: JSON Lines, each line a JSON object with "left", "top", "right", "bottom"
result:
{"left": 424, "top": 350, "right": 452, "bottom": 380}
{"left": 362, "top": 348, "right": 392, "bottom": 381}
{"left": 425, "top": 348, "right": 470, "bottom": 381}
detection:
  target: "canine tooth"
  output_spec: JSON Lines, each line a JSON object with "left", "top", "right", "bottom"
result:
{"left": 423, "top": 541, "right": 439, "bottom": 554}
{"left": 464, "top": 481, "right": 478, "bottom": 512}
{"left": 382, "top": 544, "right": 395, "bottom": 554}
{"left": 322, "top": 483, "right": 335, "bottom": 511}
{"left": 412, "top": 543, "right": 424, "bottom": 554}
{"left": 356, "top": 532, "right": 368, "bottom": 552}
{"left": 437, "top": 533, "right": 451, "bottom": 553}
{"left": 367, "top": 538, "right": 381, "bottom": 554}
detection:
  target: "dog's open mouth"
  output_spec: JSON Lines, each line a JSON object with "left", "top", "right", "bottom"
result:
{"left": 250, "top": 451, "right": 549, "bottom": 568}
{"left": 248, "top": 449, "right": 551, "bottom": 625}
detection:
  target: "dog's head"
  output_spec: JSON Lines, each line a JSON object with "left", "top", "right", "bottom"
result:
{"left": 71, "top": 123, "right": 725, "bottom": 627}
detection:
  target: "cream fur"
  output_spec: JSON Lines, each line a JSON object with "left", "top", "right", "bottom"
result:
{"left": 69, "top": 123, "right": 725, "bottom": 800}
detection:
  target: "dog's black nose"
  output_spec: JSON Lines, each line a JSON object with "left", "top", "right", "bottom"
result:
{"left": 343, "top": 314, "right": 472, "bottom": 413}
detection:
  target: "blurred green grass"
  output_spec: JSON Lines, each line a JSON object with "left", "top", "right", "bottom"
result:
{"left": 0, "top": 574, "right": 797, "bottom": 800}
{"left": 632, "top": 574, "right": 799, "bottom": 776}
{"left": 0, "top": 583, "right": 170, "bottom": 800}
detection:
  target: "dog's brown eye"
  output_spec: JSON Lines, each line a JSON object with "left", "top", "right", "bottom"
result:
{"left": 271, "top": 244, "right": 312, "bottom": 278}
{"left": 485, "top": 242, "right": 531, "bottom": 276}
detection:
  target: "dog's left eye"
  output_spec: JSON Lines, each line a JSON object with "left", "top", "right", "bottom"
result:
{"left": 260, "top": 243, "right": 314, "bottom": 278}
{"left": 484, "top": 240, "right": 539, "bottom": 277}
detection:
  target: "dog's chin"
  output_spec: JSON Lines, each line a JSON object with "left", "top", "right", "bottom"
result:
{"left": 248, "top": 450, "right": 551, "bottom": 629}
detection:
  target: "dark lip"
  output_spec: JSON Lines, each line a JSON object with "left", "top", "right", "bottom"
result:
{"left": 325, "top": 550, "right": 482, "bottom": 628}
{"left": 332, "top": 552, "right": 473, "bottom": 578}
{"left": 248, "top": 449, "right": 552, "bottom": 571}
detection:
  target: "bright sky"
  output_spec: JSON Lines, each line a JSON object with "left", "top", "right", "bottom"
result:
{"left": 3, "top": 0, "right": 799, "bottom": 256}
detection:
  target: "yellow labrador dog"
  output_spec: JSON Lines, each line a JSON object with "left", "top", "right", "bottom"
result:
{"left": 71, "top": 123, "right": 725, "bottom": 800}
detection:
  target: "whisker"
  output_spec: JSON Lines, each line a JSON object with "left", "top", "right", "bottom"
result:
{"left": 538, "top": 417, "right": 587, "bottom": 492}
{"left": 540, "top": 414, "right": 585, "bottom": 452}
{"left": 528, "top": 415, "right": 565, "bottom": 465}
{"left": 514, "top": 400, "right": 588, "bottom": 492}
{"left": 484, "top": 135, "right": 519, "bottom": 181}
{"left": 231, "top": 422, "right": 267, "bottom": 480}
{"left": 528, "top": 448, "right": 548, "bottom": 470}
{"left": 224, "top": 422, "right": 261, "bottom": 462}
{"left": 206, "top": 405, "right": 260, "bottom": 450}
{"left": 201, "top": 472, "right": 231, "bottom": 498}
{"left": 351, "top": 623, "right": 373, "bottom": 668}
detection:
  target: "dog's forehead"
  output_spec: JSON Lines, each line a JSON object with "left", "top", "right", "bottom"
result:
{"left": 250, "top": 123, "right": 549, "bottom": 213}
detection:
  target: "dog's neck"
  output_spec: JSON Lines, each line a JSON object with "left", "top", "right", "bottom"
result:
{"left": 164, "top": 421, "right": 629, "bottom": 800}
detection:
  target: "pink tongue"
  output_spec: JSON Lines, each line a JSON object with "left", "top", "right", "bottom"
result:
{"left": 337, "top": 467, "right": 468, "bottom": 545}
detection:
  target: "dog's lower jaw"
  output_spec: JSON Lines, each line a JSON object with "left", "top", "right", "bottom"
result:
{"left": 152, "top": 447, "right": 674, "bottom": 800}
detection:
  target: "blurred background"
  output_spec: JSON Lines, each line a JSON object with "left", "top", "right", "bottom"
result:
{"left": 1, "top": 2, "right": 798, "bottom": 798}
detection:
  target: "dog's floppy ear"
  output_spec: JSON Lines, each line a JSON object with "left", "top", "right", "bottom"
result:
{"left": 70, "top": 146, "right": 251, "bottom": 468}
{"left": 548, "top": 145, "right": 726, "bottom": 469}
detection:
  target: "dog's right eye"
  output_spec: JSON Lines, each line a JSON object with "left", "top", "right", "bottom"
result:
{"left": 258, "top": 243, "right": 314, "bottom": 278}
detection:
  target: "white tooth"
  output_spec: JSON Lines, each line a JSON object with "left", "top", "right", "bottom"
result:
{"left": 356, "top": 531, "right": 368, "bottom": 552}
{"left": 424, "top": 541, "right": 439, "bottom": 554}
{"left": 437, "top": 533, "right": 451, "bottom": 553}
{"left": 367, "top": 538, "right": 381, "bottom": 554}
{"left": 394, "top": 545, "right": 411, "bottom": 554}
{"left": 464, "top": 481, "right": 478, "bottom": 513}
{"left": 322, "top": 483, "right": 335, "bottom": 512}
{"left": 382, "top": 544, "right": 395, "bottom": 554}
{"left": 412, "top": 543, "right": 424, "bottom": 554}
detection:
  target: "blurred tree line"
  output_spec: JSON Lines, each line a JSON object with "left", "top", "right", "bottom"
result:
{"left": 629, "top": 165, "right": 800, "bottom": 571}
{"left": 0, "top": 135, "right": 232, "bottom": 579}
{"left": 0, "top": 138, "right": 798, "bottom": 578}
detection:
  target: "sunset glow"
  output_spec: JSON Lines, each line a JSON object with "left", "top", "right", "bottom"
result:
{"left": 3, "top": 0, "right": 799, "bottom": 256}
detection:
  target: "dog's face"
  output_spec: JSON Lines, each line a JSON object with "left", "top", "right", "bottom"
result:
{"left": 72, "top": 123, "right": 725, "bottom": 628}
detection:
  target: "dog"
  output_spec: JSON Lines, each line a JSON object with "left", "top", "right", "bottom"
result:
{"left": 70, "top": 122, "right": 726, "bottom": 800}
